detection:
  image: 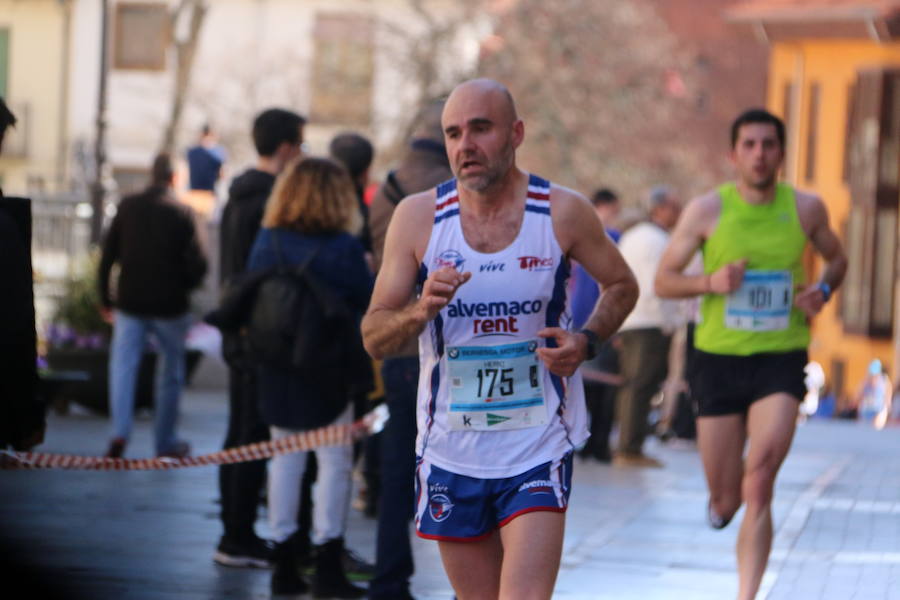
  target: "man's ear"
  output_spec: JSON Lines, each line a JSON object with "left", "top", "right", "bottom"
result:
{"left": 511, "top": 119, "right": 525, "bottom": 149}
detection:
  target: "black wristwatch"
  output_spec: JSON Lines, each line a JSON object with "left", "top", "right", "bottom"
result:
{"left": 579, "top": 329, "right": 603, "bottom": 361}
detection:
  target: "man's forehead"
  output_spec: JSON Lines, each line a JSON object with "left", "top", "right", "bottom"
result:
{"left": 737, "top": 122, "right": 778, "bottom": 140}
{"left": 442, "top": 87, "right": 507, "bottom": 127}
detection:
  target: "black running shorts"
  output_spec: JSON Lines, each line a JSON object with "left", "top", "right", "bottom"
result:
{"left": 690, "top": 349, "right": 807, "bottom": 417}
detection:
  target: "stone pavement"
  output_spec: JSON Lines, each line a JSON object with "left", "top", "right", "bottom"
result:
{"left": 2, "top": 358, "right": 899, "bottom": 599}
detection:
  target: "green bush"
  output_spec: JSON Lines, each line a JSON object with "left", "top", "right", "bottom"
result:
{"left": 49, "top": 251, "right": 111, "bottom": 347}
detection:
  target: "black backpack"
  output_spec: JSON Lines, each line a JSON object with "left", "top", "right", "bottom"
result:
{"left": 245, "top": 232, "right": 356, "bottom": 373}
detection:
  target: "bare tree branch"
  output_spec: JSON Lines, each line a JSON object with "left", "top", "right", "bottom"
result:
{"left": 480, "top": 0, "right": 712, "bottom": 199}
{"left": 160, "top": 0, "right": 208, "bottom": 155}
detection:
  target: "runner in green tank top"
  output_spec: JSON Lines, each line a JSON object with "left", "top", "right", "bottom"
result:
{"left": 696, "top": 181, "right": 810, "bottom": 355}
{"left": 655, "top": 109, "right": 847, "bottom": 600}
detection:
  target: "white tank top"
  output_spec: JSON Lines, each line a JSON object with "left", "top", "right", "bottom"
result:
{"left": 416, "top": 174, "right": 587, "bottom": 478}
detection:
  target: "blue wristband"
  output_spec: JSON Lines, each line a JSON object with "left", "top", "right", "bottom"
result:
{"left": 816, "top": 281, "right": 832, "bottom": 302}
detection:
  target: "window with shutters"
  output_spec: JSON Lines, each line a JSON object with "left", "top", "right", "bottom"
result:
{"left": 310, "top": 13, "right": 374, "bottom": 125}
{"left": 841, "top": 68, "right": 900, "bottom": 338}
{"left": 113, "top": 2, "right": 168, "bottom": 71}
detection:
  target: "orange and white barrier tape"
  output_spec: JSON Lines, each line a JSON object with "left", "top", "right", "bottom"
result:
{"left": 0, "top": 406, "right": 388, "bottom": 471}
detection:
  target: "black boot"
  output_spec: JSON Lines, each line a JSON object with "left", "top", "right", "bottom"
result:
{"left": 270, "top": 534, "right": 308, "bottom": 595}
{"left": 311, "top": 538, "right": 365, "bottom": 599}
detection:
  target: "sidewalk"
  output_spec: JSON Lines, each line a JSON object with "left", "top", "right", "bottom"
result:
{"left": 2, "top": 359, "right": 899, "bottom": 599}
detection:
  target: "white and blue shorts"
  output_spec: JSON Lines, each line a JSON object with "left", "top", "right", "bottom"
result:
{"left": 414, "top": 452, "right": 573, "bottom": 542}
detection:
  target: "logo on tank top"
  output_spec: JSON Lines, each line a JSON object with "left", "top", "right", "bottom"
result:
{"left": 479, "top": 261, "right": 505, "bottom": 273}
{"left": 517, "top": 256, "right": 553, "bottom": 271}
{"left": 429, "top": 493, "right": 454, "bottom": 522}
{"left": 445, "top": 298, "right": 544, "bottom": 336}
{"left": 434, "top": 249, "right": 466, "bottom": 270}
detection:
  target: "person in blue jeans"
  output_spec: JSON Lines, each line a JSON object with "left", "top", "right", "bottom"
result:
{"left": 108, "top": 312, "right": 194, "bottom": 456}
{"left": 98, "top": 154, "right": 207, "bottom": 458}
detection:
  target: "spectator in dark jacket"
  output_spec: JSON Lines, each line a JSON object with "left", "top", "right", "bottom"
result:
{"left": 247, "top": 157, "right": 371, "bottom": 598}
{"left": 214, "top": 107, "right": 306, "bottom": 569}
{"left": 0, "top": 96, "right": 44, "bottom": 452}
{"left": 367, "top": 99, "right": 452, "bottom": 600}
{"left": 98, "top": 153, "right": 207, "bottom": 459}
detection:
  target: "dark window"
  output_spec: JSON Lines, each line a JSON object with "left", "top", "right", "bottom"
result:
{"left": 310, "top": 13, "right": 374, "bottom": 125}
{"left": 805, "top": 82, "right": 820, "bottom": 182}
{"left": 841, "top": 68, "right": 900, "bottom": 338}
{"left": 843, "top": 83, "right": 855, "bottom": 182}
{"left": 782, "top": 81, "right": 795, "bottom": 179}
{"left": 113, "top": 2, "right": 168, "bottom": 71}
{"left": 782, "top": 81, "right": 794, "bottom": 131}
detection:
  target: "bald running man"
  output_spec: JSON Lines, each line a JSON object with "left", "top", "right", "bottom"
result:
{"left": 361, "top": 79, "right": 638, "bottom": 599}
{"left": 655, "top": 109, "right": 847, "bottom": 600}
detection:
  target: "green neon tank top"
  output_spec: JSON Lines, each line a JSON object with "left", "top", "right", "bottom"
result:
{"left": 695, "top": 182, "right": 809, "bottom": 355}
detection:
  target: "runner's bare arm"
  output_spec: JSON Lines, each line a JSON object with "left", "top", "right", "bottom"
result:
{"left": 794, "top": 192, "right": 847, "bottom": 317}
{"left": 536, "top": 188, "right": 638, "bottom": 376}
{"left": 655, "top": 192, "right": 744, "bottom": 297}
{"left": 361, "top": 192, "right": 472, "bottom": 360}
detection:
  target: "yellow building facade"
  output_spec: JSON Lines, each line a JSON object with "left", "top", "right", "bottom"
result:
{"left": 0, "top": 0, "right": 71, "bottom": 195}
{"left": 731, "top": 1, "right": 900, "bottom": 405}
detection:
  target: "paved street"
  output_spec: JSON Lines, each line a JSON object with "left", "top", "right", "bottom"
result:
{"left": 2, "top": 357, "right": 899, "bottom": 599}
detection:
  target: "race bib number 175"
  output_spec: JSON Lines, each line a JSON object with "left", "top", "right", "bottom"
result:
{"left": 446, "top": 340, "right": 547, "bottom": 431}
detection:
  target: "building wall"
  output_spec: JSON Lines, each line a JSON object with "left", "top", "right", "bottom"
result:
{"left": 0, "top": 0, "right": 68, "bottom": 195}
{"left": 767, "top": 39, "right": 900, "bottom": 401}
{"left": 65, "top": 0, "right": 483, "bottom": 191}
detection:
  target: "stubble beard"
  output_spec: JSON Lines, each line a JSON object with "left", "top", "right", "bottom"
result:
{"left": 457, "top": 146, "right": 514, "bottom": 194}
{"left": 740, "top": 162, "right": 778, "bottom": 192}
{"left": 459, "top": 170, "right": 498, "bottom": 193}
{"left": 748, "top": 173, "right": 776, "bottom": 191}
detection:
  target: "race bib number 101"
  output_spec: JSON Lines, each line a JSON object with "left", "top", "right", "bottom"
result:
{"left": 725, "top": 270, "right": 792, "bottom": 332}
{"left": 446, "top": 340, "right": 547, "bottom": 431}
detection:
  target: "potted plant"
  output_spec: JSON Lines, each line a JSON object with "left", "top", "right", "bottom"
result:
{"left": 42, "top": 252, "right": 202, "bottom": 415}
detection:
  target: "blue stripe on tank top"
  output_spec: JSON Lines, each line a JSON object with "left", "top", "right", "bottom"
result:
{"left": 529, "top": 173, "right": 549, "bottom": 189}
{"left": 545, "top": 255, "right": 570, "bottom": 344}
{"left": 436, "top": 178, "right": 457, "bottom": 199}
{"left": 545, "top": 256, "right": 576, "bottom": 449}
{"left": 525, "top": 205, "right": 550, "bottom": 215}
{"left": 416, "top": 263, "right": 428, "bottom": 287}
{"left": 422, "top": 311, "right": 444, "bottom": 456}
{"left": 434, "top": 208, "right": 460, "bottom": 224}
{"left": 419, "top": 261, "right": 443, "bottom": 455}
